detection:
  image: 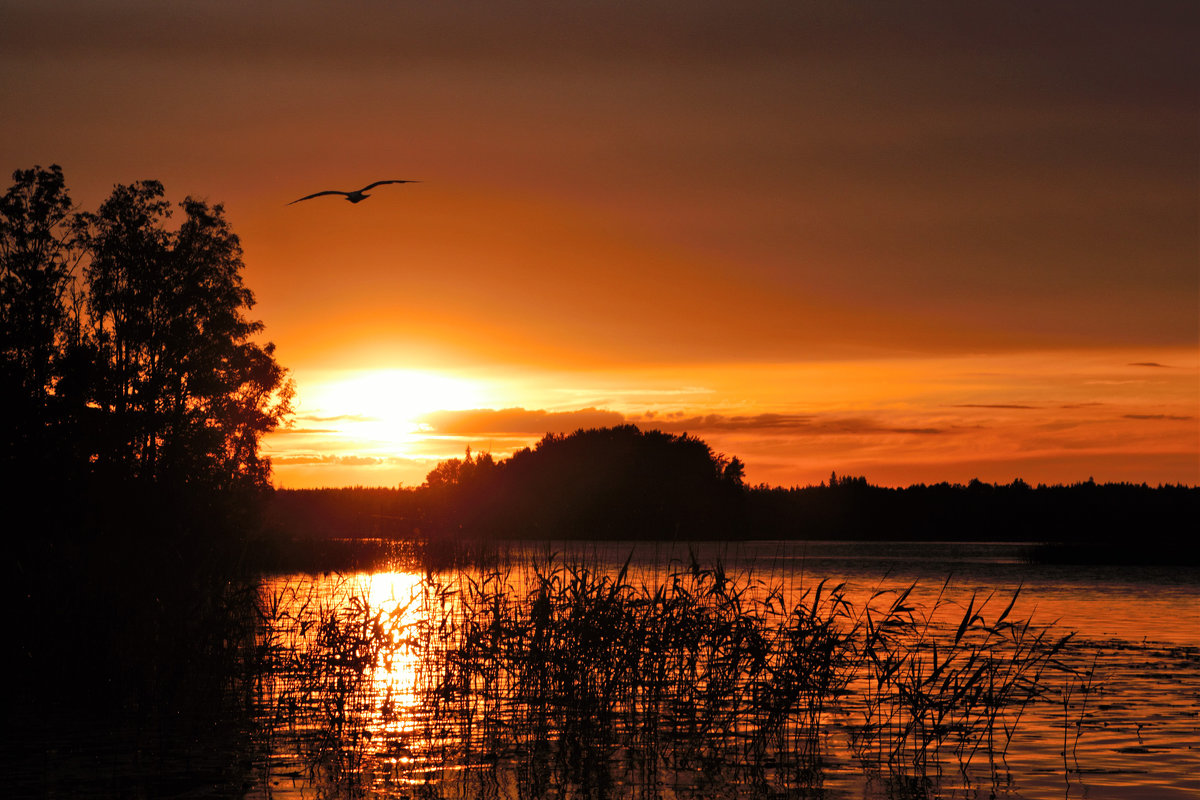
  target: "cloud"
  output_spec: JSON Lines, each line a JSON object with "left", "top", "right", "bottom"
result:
{"left": 418, "top": 407, "right": 627, "bottom": 435}
{"left": 1123, "top": 414, "right": 1194, "bottom": 421}
{"left": 1128, "top": 362, "right": 1170, "bottom": 368}
{"left": 950, "top": 404, "right": 1038, "bottom": 410}
{"left": 272, "top": 454, "right": 385, "bottom": 466}
{"left": 555, "top": 386, "right": 712, "bottom": 399}
{"left": 632, "top": 413, "right": 945, "bottom": 436}
{"left": 418, "top": 407, "right": 946, "bottom": 438}
{"left": 269, "top": 413, "right": 376, "bottom": 435}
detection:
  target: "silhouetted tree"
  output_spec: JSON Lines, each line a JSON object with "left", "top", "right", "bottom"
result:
{"left": 2, "top": 166, "right": 292, "bottom": 520}
{"left": 0, "top": 165, "right": 80, "bottom": 471}
{"left": 424, "top": 447, "right": 497, "bottom": 490}
{"left": 6, "top": 168, "right": 300, "bottom": 789}
{"left": 76, "top": 181, "right": 293, "bottom": 491}
{"left": 720, "top": 454, "right": 746, "bottom": 485}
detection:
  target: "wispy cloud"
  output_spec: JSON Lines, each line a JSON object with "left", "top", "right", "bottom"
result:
{"left": 554, "top": 386, "right": 712, "bottom": 398}
{"left": 1128, "top": 362, "right": 1171, "bottom": 368}
{"left": 418, "top": 407, "right": 626, "bottom": 435}
{"left": 950, "top": 404, "right": 1038, "bottom": 410}
{"left": 296, "top": 413, "right": 376, "bottom": 423}
{"left": 417, "top": 407, "right": 948, "bottom": 438}
{"left": 1123, "top": 414, "right": 1194, "bottom": 421}
{"left": 632, "top": 413, "right": 945, "bottom": 436}
{"left": 272, "top": 454, "right": 385, "bottom": 466}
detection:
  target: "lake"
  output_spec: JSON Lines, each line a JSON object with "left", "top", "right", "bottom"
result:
{"left": 250, "top": 540, "right": 1200, "bottom": 799}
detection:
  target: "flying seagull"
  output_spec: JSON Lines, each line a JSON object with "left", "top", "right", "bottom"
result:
{"left": 288, "top": 180, "right": 421, "bottom": 205}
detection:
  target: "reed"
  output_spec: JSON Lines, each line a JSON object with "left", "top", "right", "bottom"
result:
{"left": 250, "top": 551, "right": 1098, "bottom": 798}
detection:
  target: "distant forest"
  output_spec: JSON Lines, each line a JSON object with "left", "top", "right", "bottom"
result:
{"left": 266, "top": 426, "right": 1199, "bottom": 563}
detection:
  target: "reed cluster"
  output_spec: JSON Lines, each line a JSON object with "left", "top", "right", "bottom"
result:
{"left": 254, "top": 576, "right": 406, "bottom": 793}
{"left": 251, "top": 552, "right": 1098, "bottom": 798}
{"left": 845, "top": 581, "right": 1091, "bottom": 788}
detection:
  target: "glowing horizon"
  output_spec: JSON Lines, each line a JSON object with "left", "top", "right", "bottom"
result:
{"left": 264, "top": 346, "right": 1200, "bottom": 490}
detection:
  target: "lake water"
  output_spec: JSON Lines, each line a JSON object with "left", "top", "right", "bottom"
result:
{"left": 250, "top": 540, "right": 1200, "bottom": 799}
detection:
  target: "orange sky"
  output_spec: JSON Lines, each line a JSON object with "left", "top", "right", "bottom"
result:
{"left": 3, "top": 2, "right": 1197, "bottom": 488}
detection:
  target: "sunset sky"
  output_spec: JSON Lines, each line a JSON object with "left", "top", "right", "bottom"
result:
{"left": 3, "top": 1, "right": 1197, "bottom": 488}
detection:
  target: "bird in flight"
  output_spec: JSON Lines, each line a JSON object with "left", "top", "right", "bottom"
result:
{"left": 288, "top": 180, "right": 421, "bottom": 205}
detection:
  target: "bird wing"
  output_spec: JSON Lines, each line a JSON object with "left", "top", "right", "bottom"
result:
{"left": 287, "top": 190, "right": 349, "bottom": 205}
{"left": 359, "top": 180, "right": 422, "bottom": 192}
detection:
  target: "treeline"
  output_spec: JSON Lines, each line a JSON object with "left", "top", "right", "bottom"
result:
{"left": 266, "top": 426, "right": 1198, "bottom": 561}
{"left": 748, "top": 475, "right": 1197, "bottom": 553}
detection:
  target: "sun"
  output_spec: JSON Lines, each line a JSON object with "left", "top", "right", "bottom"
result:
{"left": 310, "top": 369, "right": 487, "bottom": 444}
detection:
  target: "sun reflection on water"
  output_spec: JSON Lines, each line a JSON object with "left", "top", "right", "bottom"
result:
{"left": 360, "top": 571, "right": 427, "bottom": 736}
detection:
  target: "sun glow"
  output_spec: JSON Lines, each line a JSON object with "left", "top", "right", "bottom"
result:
{"left": 310, "top": 369, "right": 489, "bottom": 443}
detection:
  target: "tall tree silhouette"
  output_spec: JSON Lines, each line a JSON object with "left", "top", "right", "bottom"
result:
{"left": 6, "top": 170, "right": 296, "bottom": 782}
{"left": 2, "top": 166, "right": 292, "bottom": 513}
{"left": 77, "top": 181, "right": 293, "bottom": 490}
{"left": 0, "top": 165, "right": 80, "bottom": 470}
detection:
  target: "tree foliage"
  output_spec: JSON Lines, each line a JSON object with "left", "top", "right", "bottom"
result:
{"left": 1, "top": 165, "right": 292, "bottom": 515}
{"left": 0, "top": 165, "right": 81, "bottom": 465}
